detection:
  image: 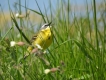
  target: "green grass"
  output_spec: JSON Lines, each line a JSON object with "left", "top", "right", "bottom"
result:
{"left": 0, "top": 0, "right": 106, "bottom": 80}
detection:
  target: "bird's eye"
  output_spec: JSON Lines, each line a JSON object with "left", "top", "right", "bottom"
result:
{"left": 44, "top": 23, "right": 51, "bottom": 26}
{"left": 41, "top": 22, "right": 51, "bottom": 30}
{"left": 40, "top": 24, "right": 48, "bottom": 29}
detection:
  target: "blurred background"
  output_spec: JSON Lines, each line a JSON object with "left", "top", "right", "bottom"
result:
{"left": 0, "top": 0, "right": 106, "bottom": 79}
{"left": 0, "top": 0, "right": 105, "bottom": 29}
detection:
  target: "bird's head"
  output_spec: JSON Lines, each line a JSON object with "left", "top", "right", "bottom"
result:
{"left": 40, "top": 22, "right": 52, "bottom": 30}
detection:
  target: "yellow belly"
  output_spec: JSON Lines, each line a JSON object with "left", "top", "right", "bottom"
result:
{"left": 32, "top": 28, "right": 52, "bottom": 50}
{"left": 26, "top": 27, "right": 52, "bottom": 57}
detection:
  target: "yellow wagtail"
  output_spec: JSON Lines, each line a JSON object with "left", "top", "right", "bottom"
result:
{"left": 26, "top": 22, "right": 53, "bottom": 56}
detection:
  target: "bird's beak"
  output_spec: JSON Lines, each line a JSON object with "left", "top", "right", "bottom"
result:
{"left": 48, "top": 22, "right": 52, "bottom": 28}
{"left": 48, "top": 22, "right": 52, "bottom": 26}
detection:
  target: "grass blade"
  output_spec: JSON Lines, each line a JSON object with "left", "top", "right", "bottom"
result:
{"left": 11, "top": 16, "right": 31, "bottom": 44}
{"left": 74, "top": 40, "right": 93, "bottom": 60}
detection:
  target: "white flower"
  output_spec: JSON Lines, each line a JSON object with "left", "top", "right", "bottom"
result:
{"left": 10, "top": 41, "right": 16, "bottom": 47}
{"left": 15, "top": 13, "right": 19, "bottom": 18}
{"left": 44, "top": 69, "right": 51, "bottom": 74}
{"left": 36, "top": 44, "right": 43, "bottom": 50}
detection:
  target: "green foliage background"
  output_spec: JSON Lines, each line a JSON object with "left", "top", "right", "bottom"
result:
{"left": 0, "top": 0, "right": 106, "bottom": 80}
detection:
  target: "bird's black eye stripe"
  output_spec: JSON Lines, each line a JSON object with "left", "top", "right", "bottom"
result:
{"left": 45, "top": 24, "right": 49, "bottom": 26}
{"left": 40, "top": 22, "right": 52, "bottom": 29}
{"left": 43, "top": 24, "right": 50, "bottom": 28}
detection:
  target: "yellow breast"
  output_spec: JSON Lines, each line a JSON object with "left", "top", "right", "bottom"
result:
{"left": 33, "top": 27, "right": 53, "bottom": 50}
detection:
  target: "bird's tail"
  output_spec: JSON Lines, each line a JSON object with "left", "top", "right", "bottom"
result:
{"left": 24, "top": 46, "right": 34, "bottom": 59}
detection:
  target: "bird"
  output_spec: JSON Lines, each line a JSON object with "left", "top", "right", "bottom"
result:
{"left": 25, "top": 22, "right": 53, "bottom": 57}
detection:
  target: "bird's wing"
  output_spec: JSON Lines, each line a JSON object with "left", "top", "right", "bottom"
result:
{"left": 30, "top": 33, "right": 39, "bottom": 44}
